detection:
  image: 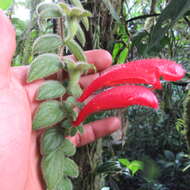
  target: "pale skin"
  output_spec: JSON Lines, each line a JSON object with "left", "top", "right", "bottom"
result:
{"left": 0, "top": 10, "right": 121, "bottom": 190}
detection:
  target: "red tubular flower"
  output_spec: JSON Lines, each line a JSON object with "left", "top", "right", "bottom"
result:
{"left": 73, "top": 85, "right": 159, "bottom": 127}
{"left": 78, "top": 58, "right": 185, "bottom": 102}
{"left": 73, "top": 58, "right": 186, "bottom": 127}
{"left": 78, "top": 67, "right": 161, "bottom": 102}
{"left": 126, "top": 58, "right": 185, "bottom": 81}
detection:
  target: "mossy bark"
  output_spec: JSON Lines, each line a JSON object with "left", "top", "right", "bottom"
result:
{"left": 73, "top": 140, "right": 103, "bottom": 190}
{"left": 183, "top": 91, "right": 190, "bottom": 152}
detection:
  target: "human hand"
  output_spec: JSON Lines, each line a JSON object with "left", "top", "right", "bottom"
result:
{"left": 0, "top": 10, "right": 121, "bottom": 190}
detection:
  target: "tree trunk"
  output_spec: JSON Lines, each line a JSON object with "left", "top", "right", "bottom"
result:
{"left": 73, "top": 0, "right": 122, "bottom": 189}
{"left": 73, "top": 141, "right": 103, "bottom": 190}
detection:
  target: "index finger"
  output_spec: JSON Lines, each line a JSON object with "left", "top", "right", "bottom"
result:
{"left": 66, "top": 49, "right": 113, "bottom": 72}
{"left": 67, "top": 116, "right": 121, "bottom": 147}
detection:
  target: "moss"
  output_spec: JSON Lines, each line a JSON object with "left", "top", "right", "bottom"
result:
{"left": 183, "top": 91, "right": 190, "bottom": 152}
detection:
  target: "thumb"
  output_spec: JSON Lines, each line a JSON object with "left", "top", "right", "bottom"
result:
{"left": 0, "top": 10, "right": 16, "bottom": 88}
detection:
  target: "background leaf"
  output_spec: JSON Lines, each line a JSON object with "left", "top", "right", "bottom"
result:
{"left": 0, "top": 0, "right": 13, "bottom": 10}
{"left": 102, "top": 0, "right": 120, "bottom": 22}
{"left": 147, "top": 0, "right": 190, "bottom": 52}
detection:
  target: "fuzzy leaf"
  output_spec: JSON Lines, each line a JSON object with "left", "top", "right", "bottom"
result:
{"left": 60, "top": 139, "right": 76, "bottom": 156}
{"left": 41, "top": 149, "right": 65, "bottom": 189}
{"left": 38, "top": 4, "right": 63, "bottom": 19}
{"left": 63, "top": 157, "right": 79, "bottom": 178}
{"left": 40, "top": 128, "right": 64, "bottom": 155}
{"left": 61, "top": 120, "right": 72, "bottom": 129}
{"left": 69, "top": 0, "right": 90, "bottom": 30}
{"left": 64, "top": 58, "right": 76, "bottom": 71}
{"left": 36, "top": 2, "right": 60, "bottom": 14}
{"left": 27, "top": 54, "right": 62, "bottom": 82}
{"left": 76, "top": 25, "right": 86, "bottom": 47}
{"left": 77, "top": 125, "right": 84, "bottom": 134}
{"left": 36, "top": 80, "right": 66, "bottom": 100}
{"left": 55, "top": 177, "right": 73, "bottom": 190}
{"left": 70, "top": 127, "right": 78, "bottom": 136}
{"left": 70, "top": 7, "right": 84, "bottom": 17}
{"left": 76, "top": 62, "right": 96, "bottom": 74}
{"left": 59, "top": 2, "right": 71, "bottom": 15}
{"left": 33, "top": 100, "right": 66, "bottom": 130}
{"left": 65, "top": 17, "right": 79, "bottom": 41}
{"left": 33, "top": 34, "right": 63, "bottom": 54}
{"left": 80, "top": 10, "right": 92, "bottom": 17}
{"left": 65, "top": 39, "right": 87, "bottom": 62}
{"left": 69, "top": 0, "right": 83, "bottom": 9}
{"left": 82, "top": 17, "right": 89, "bottom": 31}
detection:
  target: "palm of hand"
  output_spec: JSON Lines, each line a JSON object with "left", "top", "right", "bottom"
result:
{"left": 0, "top": 10, "right": 121, "bottom": 190}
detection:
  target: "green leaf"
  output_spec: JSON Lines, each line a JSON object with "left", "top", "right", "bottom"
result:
{"left": 69, "top": 0, "right": 90, "bottom": 30}
{"left": 70, "top": 8, "right": 92, "bottom": 17}
{"left": 76, "top": 25, "right": 86, "bottom": 47}
{"left": 0, "top": 0, "right": 13, "bottom": 10}
{"left": 81, "top": 10, "right": 92, "bottom": 17}
{"left": 61, "top": 139, "right": 76, "bottom": 156}
{"left": 102, "top": 0, "right": 120, "bottom": 22}
{"left": 36, "top": 80, "right": 66, "bottom": 100}
{"left": 41, "top": 128, "right": 76, "bottom": 156}
{"left": 128, "top": 160, "right": 144, "bottom": 176}
{"left": 59, "top": 2, "right": 71, "bottom": 15}
{"left": 33, "top": 100, "right": 66, "bottom": 130}
{"left": 55, "top": 177, "right": 73, "bottom": 190}
{"left": 77, "top": 125, "right": 84, "bottom": 134}
{"left": 64, "top": 58, "right": 76, "bottom": 71}
{"left": 63, "top": 157, "right": 79, "bottom": 178}
{"left": 63, "top": 103, "right": 78, "bottom": 120}
{"left": 65, "top": 17, "right": 79, "bottom": 41}
{"left": 37, "top": 2, "right": 60, "bottom": 14}
{"left": 39, "top": 8, "right": 63, "bottom": 19}
{"left": 69, "top": 0, "right": 83, "bottom": 9}
{"left": 81, "top": 17, "right": 90, "bottom": 31}
{"left": 118, "top": 158, "right": 130, "bottom": 167}
{"left": 70, "top": 7, "right": 84, "bottom": 17}
{"left": 96, "top": 161, "right": 121, "bottom": 174}
{"left": 33, "top": 34, "right": 63, "bottom": 54}
{"left": 70, "top": 127, "right": 78, "bottom": 137}
{"left": 27, "top": 54, "right": 62, "bottom": 82}
{"left": 61, "top": 120, "right": 72, "bottom": 129}
{"left": 117, "top": 48, "right": 128, "bottom": 64}
{"left": 76, "top": 62, "right": 96, "bottom": 74}
{"left": 40, "top": 128, "right": 64, "bottom": 155}
{"left": 41, "top": 149, "right": 66, "bottom": 189}
{"left": 112, "top": 43, "right": 123, "bottom": 60}
{"left": 147, "top": 0, "right": 190, "bottom": 52}
{"left": 65, "top": 39, "right": 87, "bottom": 62}
{"left": 37, "top": 2, "right": 63, "bottom": 18}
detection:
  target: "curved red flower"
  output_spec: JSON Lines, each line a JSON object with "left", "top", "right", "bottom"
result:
{"left": 78, "top": 67, "right": 161, "bottom": 102}
{"left": 73, "top": 85, "right": 159, "bottom": 126}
